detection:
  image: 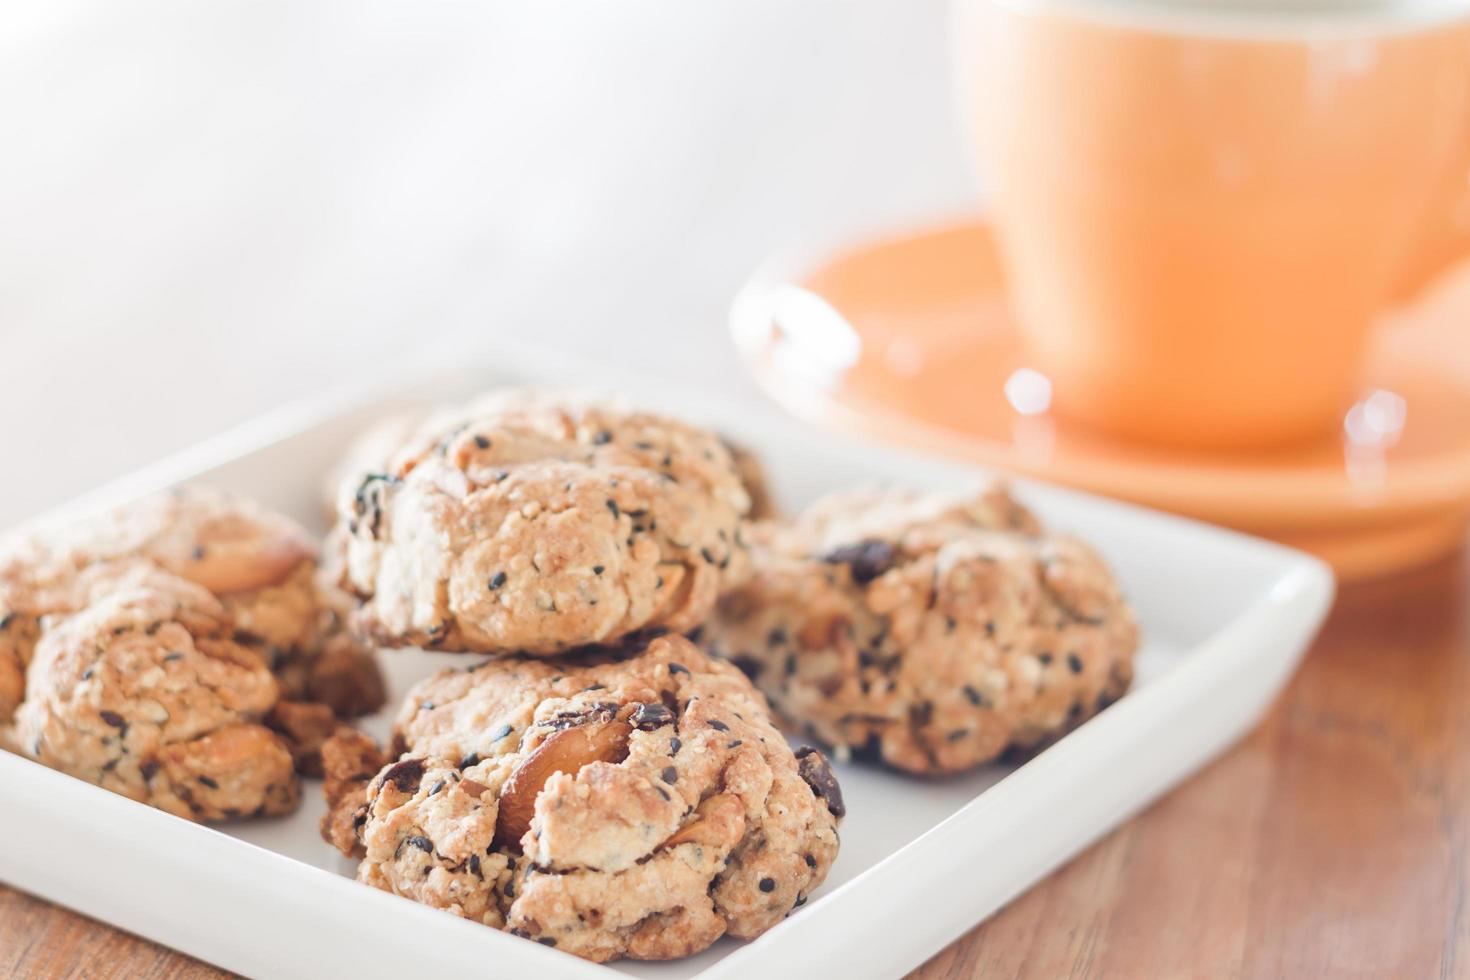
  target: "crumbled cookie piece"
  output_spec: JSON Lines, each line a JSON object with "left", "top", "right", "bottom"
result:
{"left": 703, "top": 484, "right": 1138, "bottom": 774}
{"left": 12, "top": 573, "right": 298, "bottom": 821}
{"left": 328, "top": 392, "right": 752, "bottom": 655}
{"left": 320, "top": 726, "right": 388, "bottom": 857}
{"left": 326, "top": 634, "right": 841, "bottom": 962}
{"left": 266, "top": 700, "right": 339, "bottom": 777}
{"left": 270, "top": 594, "right": 387, "bottom": 719}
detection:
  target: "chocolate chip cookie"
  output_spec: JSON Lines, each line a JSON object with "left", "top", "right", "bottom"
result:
{"left": 321, "top": 633, "right": 842, "bottom": 962}
{"left": 702, "top": 484, "right": 1138, "bottom": 774}
{"left": 328, "top": 392, "right": 752, "bottom": 655}
{"left": 11, "top": 568, "right": 299, "bottom": 821}
{"left": 0, "top": 485, "right": 384, "bottom": 728}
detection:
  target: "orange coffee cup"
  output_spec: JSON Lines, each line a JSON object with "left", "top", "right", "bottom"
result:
{"left": 954, "top": 0, "right": 1470, "bottom": 450}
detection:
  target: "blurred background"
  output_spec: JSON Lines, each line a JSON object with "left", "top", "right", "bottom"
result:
{"left": 0, "top": 0, "right": 972, "bottom": 524}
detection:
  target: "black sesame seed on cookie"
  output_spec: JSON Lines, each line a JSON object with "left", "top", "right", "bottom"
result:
{"left": 705, "top": 484, "right": 1137, "bottom": 775}
{"left": 326, "top": 633, "right": 841, "bottom": 964}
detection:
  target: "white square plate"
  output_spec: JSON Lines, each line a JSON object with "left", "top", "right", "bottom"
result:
{"left": 0, "top": 343, "right": 1333, "bottom": 980}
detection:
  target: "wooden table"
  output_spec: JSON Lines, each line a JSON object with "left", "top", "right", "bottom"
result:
{"left": 3, "top": 551, "right": 1466, "bottom": 979}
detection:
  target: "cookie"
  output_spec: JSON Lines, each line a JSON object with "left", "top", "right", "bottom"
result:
{"left": 11, "top": 567, "right": 299, "bottom": 821}
{"left": 0, "top": 485, "right": 384, "bottom": 727}
{"left": 328, "top": 391, "right": 752, "bottom": 655}
{"left": 702, "top": 484, "right": 1138, "bottom": 774}
{"left": 320, "top": 410, "right": 425, "bottom": 522}
{"left": 266, "top": 699, "right": 340, "bottom": 778}
{"left": 332, "top": 408, "right": 776, "bottom": 525}
{"left": 319, "top": 725, "right": 387, "bottom": 856}
{"left": 321, "top": 633, "right": 842, "bottom": 962}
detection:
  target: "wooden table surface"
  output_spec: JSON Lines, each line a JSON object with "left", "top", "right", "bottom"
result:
{"left": 3, "top": 550, "right": 1466, "bottom": 979}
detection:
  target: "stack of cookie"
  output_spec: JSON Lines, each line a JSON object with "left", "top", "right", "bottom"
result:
{"left": 0, "top": 387, "right": 1138, "bottom": 965}
{"left": 0, "top": 487, "right": 385, "bottom": 821}
{"left": 315, "top": 392, "right": 844, "bottom": 962}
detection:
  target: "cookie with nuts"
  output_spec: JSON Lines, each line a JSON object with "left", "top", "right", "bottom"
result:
{"left": 0, "top": 485, "right": 384, "bottom": 731}
{"left": 320, "top": 633, "right": 842, "bottom": 962}
{"left": 702, "top": 484, "right": 1138, "bottom": 775}
{"left": 12, "top": 568, "right": 299, "bottom": 821}
{"left": 327, "top": 391, "right": 752, "bottom": 656}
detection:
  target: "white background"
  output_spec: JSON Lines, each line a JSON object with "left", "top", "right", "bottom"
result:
{"left": 0, "top": 0, "right": 979, "bottom": 525}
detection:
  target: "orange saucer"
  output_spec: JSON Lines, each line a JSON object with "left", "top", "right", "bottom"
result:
{"left": 731, "top": 219, "right": 1470, "bottom": 582}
